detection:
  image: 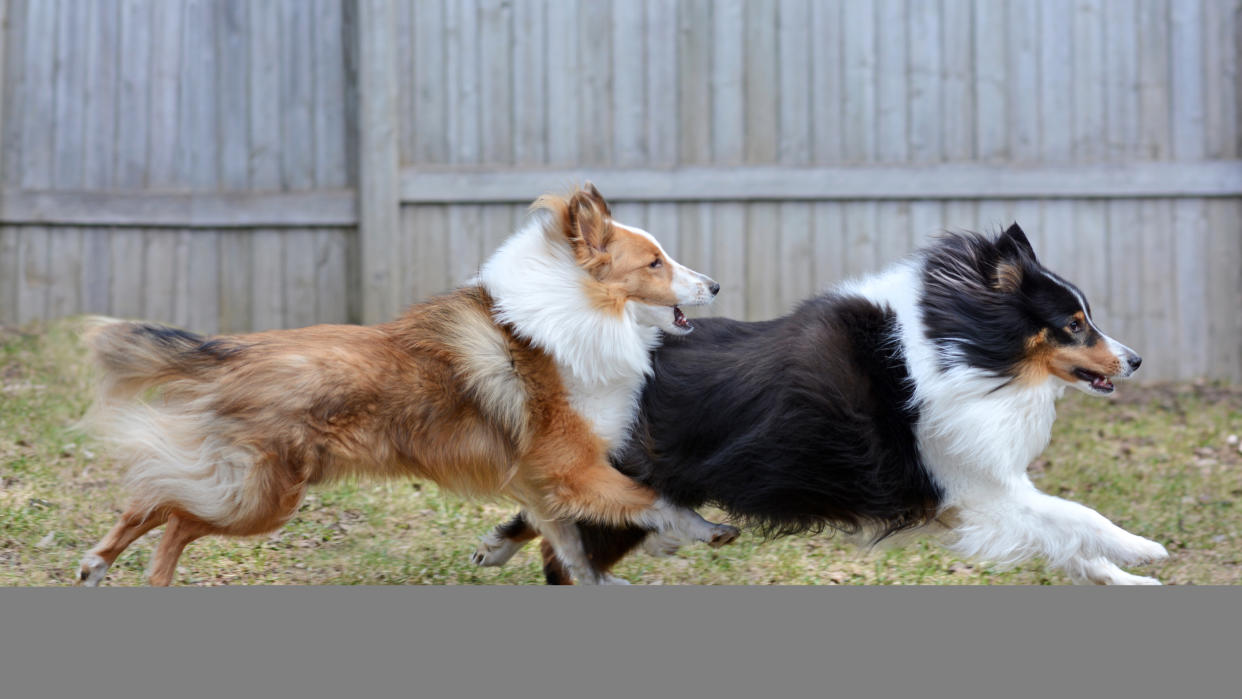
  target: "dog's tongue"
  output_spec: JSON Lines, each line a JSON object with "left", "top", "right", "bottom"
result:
{"left": 673, "top": 306, "right": 690, "bottom": 329}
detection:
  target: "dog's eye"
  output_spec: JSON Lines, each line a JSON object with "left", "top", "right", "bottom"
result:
{"left": 649, "top": 258, "right": 663, "bottom": 269}
{"left": 1068, "top": 320, "right": 1083, "bottom": 333}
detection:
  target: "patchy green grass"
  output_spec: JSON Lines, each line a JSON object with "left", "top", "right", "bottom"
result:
{"left": 2, "top": 319, "right": 1240, "bottom": 586}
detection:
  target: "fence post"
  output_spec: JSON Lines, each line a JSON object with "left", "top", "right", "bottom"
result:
{"left": 356, "top": 0, "right": 400, "bottom": 324}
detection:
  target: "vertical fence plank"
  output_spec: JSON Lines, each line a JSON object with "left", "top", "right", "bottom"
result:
{"left": 974, "top": 0, "right": 1006, "bottom": 160}
{"left": 358, "top": 0, "right": 400, "bottom": 323}
{"left": 812, "top": 202, "right": 844, "bottom": 288}
{"left": 809, "top": 0, "right": 843, "bottom": 164}
{"left": 841, "top": 0, "right": 875, "bottom": 163}
{"left": 513, "top": 0, "right": 547, "bottom": 165}
{"left": 712, "top": 202, "right": 746, "bottom": 319}
{"left": 578, "top": 0, "right": 612, "bottom": 164}
{"left": 116, "top": 0, "right": 151, "bottom": 189}
{"left": 907, "top": 0, "right": 941, "bottom": 163}
{"left": 875, "top": 0, "right": 908, "bottom": 164}
{"left": 941, "top": 0, "right": 974, "bottom": 161}
{"left": 1007, "top": 0, "right": 1038, "bottom": 161}
{"left": 1137, "top": 0, "right": 1170, "bottom": 159}
{"left": 612, "top": 0, "right": 645, "bottom": 165}
{"left": 677, "top": 0, "right": 710, "bottom": 165}
{"left": 777, "top": 0, "right": 810, "bottom": 165}
{"left": 1072, "top": 0, "right": 1105, "bottom": 161}
{"left": 480, "top": 0, "right": 514, "bottom": 166}
{"left": 17, "top": 228, "right": 49, "bottom": 324}
{"left": 0, "top": 228, "right": 17, "bottom": 324}
{"left": 1203, "top": 0, "right": 1239, "bottom": 159}
{"left": 744, "top": 0, "right": 778, "bottom": 164}
{"left": 646, "top": 0, "right": 677, "bottom": 167}
{"left": 1104, "top": 0, "right": 1138, "bottom": 161}
{"left": 1205, "top": 200, "right": 1242, "bottom": 380}
{"left": 149, "top": 0, "right": 184, "bottom": 187}
{"left": 746, "top": 202, "right": 781, "bottom": 319}
{"left": 1106, "top": 200, "right": 1144, "bottom": 359}
{"left": 21, "top": 0, "right": 56, "bottom": 189}
{"left": 546, "top": 0, "right": 580, "bottom": 166}
{"left": 1038, "top": 0, "right": 1072, "bottom": 162}
{"left": 412, "top": 0, "right": 447, "bottom": 164}
{"left": 711, "top": 0, "right": 744, "bottom": 164}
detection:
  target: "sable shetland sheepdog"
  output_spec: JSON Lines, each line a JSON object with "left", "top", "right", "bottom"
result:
{"left": 475, "top": 224, "right": 1170, "bottom": 585}
{"left": 76, "top": 184, "right": 738, "bottom": 587}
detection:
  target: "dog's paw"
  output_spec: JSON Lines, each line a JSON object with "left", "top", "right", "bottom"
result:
{"left": 1114, "top": 535, "right": 1169, "bottom": 566}
{"left": 470, "top": 533, "right": 524, "bottom": 567}
{"left": 707, "top": 523, "right": 740, "bottom": 548}
{"left": 598, "top": 574, "right": 632, "bottom": 585}
{"left": 77, "top": 553, "right": 109, "bottom": 587}
{"left": 641, "top": 532, "right": 683, "bottom": 558}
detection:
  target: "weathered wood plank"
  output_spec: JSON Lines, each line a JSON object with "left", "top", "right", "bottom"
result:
{"left": 907, "top": 0, "right": 941, "bottom": 163}
{"left": 645, "top": 0, "right": 677, "bottom": 167}
{"left": 941, "top": 0, "right": 974, "bottom": 160}
{"left": 142, "top": 230, "right": 176, "bottom": 323}
{"left": 149, "top": 0, "right": 184, "bottom": 187}
{"left": 1038, "top": 0, "right": 1073, "bottom": 161}
{"left": 744, "top": 0, "right": 778, "bottom": 164}
{"left": 973, "top": 0, "right": 1007, "bottom": 160}
{"left": 250, "top": 230, "right": 284, "bottom": 330}
{"left": 115, "top": 0, "right": 151, "bottom": 188}
{"left": 811, "top": 201, "right": 844, "bottom": 288}
{"left": 217, "top": 0, "right": 249, "bottom": 189}
{"left": 0, "top": 189, "right": 357, "bottom": 227}
{"left": 810, "top": 0, "right": 843, "bottom": 163}
{"left": 0, "top": 227, "right": 17, "bottom": 324}
{"left": 248, "top": 0, "right": 282, "bottom": 188}
{"left": 358, "top": 0, "right": 401, "bottom": 322}
{"left": 480, "top": 0, "right": 514, "bottom": 165}
{"left": 109, "top": 228, "right": 145, "bottom": 320}
{"left": 1072, "top": 0, "right": 1106, "bottom": 161}
{"left": 1104, "top": 0, "right": 1139, "bottom": 161}
{"left": 314, "top": 228, "right": 351, "bottom": 323}
{"left": 83, "top": 0, "right": 119, "bottom": 189}
{"left": 410, "top": 204, "right": 450, "bottom": 298}
{"left": 777, "top": 0, "right": 811, "bottom": 165}
{"left": 842, "top": 201, "right": 878, "bottom": 278}
{"left": 778, "top": 201, "right": 813, "bottom": 309}
{"left": 218, "top": 230, "right": 252, "bottom": 332}
{"left": 612, "top": 0, "right": 645, "bottom": 166}
{"left": 745, "top": 202, "right": 781, "bottom": 319}
{"left": 280, "top": 0, "right": 314, "bottom": 189}
{"left": 1172, "top": 199, "right": 1209, "bottom": 378}
{"left": 546, "top": 0, "right": 580, "bottom": 166}
{"left": 1007, "top": 0, "right": 1039, "bottom": 161}
{"left": 1203, "top": 0, "right": 1240, "bottom": 159}
{"left": 411, "top": 0, "right": 448, "bottom": 165}
{"left": 314, "top": 0, "right": 348, "bottom": 187}
{"left": 1204, "top": 199, "right": 1242, "bottom": 379}
{"left": 17, "top": 227, "right": 49, "bottom": 324}
{"left": 1169, "top": 0, "right": 1205, "bottom": 161}
{"left": 711, "top": 202, "right": 746, "bottom": 319}
{"left": 185, "top": 230, "right": 219, "bottom": 334}
{"left": 711, "top": 0, "right": 744, "bottom": 164}
{"left": 283, "top": 230, "right": 318, "bottom": 328}
{"left": 676, "top": 0, "right": 711, "bottom": 165}
{"left": 513, "top": 0, "right": 547, "bottom": 165}
{"left": 841, "top": 0, "right": 876, "bottom": 162}
{"left": 1137, "top": 0, "right": 1171, "bottom": 159}
{"left": 577, "top": 0, "right": 612, "bottom": 164}
{"left": 21, "top": 0, "right": 56, "bottom": 188}
{"left": 396, "top": 161, "right": 1242, "bottom": 203}
{"left": 875, "top": 0, "right": 908, "bottom": 164}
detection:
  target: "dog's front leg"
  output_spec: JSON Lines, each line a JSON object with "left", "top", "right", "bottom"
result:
{"left": 948, "top": 485, "right": 1167, "bottom": 584}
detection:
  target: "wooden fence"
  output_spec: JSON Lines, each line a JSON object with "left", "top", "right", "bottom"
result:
{"left": 1, "top": 0, "right": 1239, "bottom": 380}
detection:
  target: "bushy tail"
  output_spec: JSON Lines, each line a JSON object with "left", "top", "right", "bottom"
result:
{"left": 83, "top": 317, "right": 234, "bottom": 403}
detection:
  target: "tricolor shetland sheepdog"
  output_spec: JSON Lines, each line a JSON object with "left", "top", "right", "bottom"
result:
{"left": 475, "top": 224, "right": 1170, "bottom": 585}
{"left": 76, "top": 184, "right": 737, "bottom": 586}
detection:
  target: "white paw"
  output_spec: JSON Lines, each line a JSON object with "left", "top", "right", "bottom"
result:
{"left": 1114, "top": 535, "right": 1169, "bottom": 566}
{"left": 598, "top": 574, "right": 632, "bottom": 585}
{"left": 470, "top": 533, "right": 524, "bottom": 567}
{"left": 641, "top": 532, "right": 683, "bottom": 558}
{"left": 78, "top": 553, "right": 109, "bottom": 587}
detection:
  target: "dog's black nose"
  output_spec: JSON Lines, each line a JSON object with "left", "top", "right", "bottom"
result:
{"left": 709, "top": 281, "right": 721, "bottom": 296}
{"left": 1128, "top": 355, "right": 1142, "bottom": 370}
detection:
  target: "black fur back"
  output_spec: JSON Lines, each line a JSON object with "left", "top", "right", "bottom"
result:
{"left": 610, "top": 293, "right": 942, "bottom": 540}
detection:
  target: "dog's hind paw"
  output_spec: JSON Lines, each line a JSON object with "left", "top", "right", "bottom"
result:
{"left": 641, "top": 532, "right": 684, "bottom": 558}
{"left": 1113, "top": 535, "right": 1169, "bottom": 567}
{"left": 77, "top": 553, "right": 109, "bottom": 587}
{"left": 470, "top": 532, "right": 525, "bottom": 567}
{"left": 707, "top": 523, "right": 740, "bottom": 548}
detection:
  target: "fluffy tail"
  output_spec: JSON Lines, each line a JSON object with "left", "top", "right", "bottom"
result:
{"left": 84, "top": 317, "right": 237, "bottom": 403}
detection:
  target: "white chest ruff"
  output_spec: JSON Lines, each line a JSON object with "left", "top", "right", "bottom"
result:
{"left": 562, "top": 371, "right": 646, "bottom": 452}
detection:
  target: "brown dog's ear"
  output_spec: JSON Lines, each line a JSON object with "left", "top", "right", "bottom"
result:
{"left": 584, "top": 181, "right": 612, "bottom": 217}
{"left": 566, "top": 187, "right": 612, "bottom": 260}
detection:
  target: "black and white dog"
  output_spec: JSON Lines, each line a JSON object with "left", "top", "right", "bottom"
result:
{"left": 473, "top": 225, "right": 1169, "bottom": 585}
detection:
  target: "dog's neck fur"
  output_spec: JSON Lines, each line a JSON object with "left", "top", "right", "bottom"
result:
{"left": 842, "top": 260, "right": 1063, "bottom": 499}
{"left": 477, "top": 213, "right": 661, "bottom": 448}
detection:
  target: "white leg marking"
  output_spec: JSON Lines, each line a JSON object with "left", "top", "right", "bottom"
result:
{"left": 635, "top": 499, "right": 739, "bottom": 548}
{"left": 78, "top": 553, "right": 110, "bottom": 587}
{"left": 471, "top": 530, "right": 529, "bottom": 567}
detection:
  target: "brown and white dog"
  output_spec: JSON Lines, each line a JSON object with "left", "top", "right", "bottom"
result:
{"left": 77, "top": 184, "right": 737, "bottom": 586}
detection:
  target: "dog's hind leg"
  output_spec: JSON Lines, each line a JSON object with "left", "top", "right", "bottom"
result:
{"left": 147, "top": 513, "right": 218, "bottom": 586}
{"left": 78, "top": 506, "right": 171, "bottom": 586}
{"left": 539, "top": 539, "right": 573, "bottom": 585}
{"left": 1064, "top": 556, "right": 1162, "bottom": 586}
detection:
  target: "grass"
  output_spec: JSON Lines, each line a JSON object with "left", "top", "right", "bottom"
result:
{"left": 2, "top": 319, "right": 1240, "bottom": 586}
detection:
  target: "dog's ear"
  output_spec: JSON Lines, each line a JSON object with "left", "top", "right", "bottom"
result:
{"left": 584, "top": 181, "right": 612, "bottom": 218}
{"left": 992, "top": 223, "right": 1033, "bottom": 293}
{"left": 565, "top": 187, "right": 613, "bottom": 266}
{"left": 996, "top": 222, "right": 1036, "bottom": 261}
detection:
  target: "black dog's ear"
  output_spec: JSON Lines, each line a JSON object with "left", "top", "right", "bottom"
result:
{"left": 991, "top": 223, "right": 1035, "bottom": 293}
{"left": 996, "top": 222, "right": 1036, "bottom": 262}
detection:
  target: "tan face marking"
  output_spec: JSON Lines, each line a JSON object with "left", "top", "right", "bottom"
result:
{"left": 1017, "top": 324, "right": 1124, "bottom": 385}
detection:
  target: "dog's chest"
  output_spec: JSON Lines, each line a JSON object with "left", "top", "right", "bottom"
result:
{"left": 562, "top": 372, "right": 645, "bottom": 451}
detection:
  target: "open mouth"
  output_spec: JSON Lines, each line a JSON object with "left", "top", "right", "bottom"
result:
{"left": 1073, "top": 368, "right": 1115, "bottom": 393}
{"left": 673, "top": 306, "right": 691, "bottom": 330}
